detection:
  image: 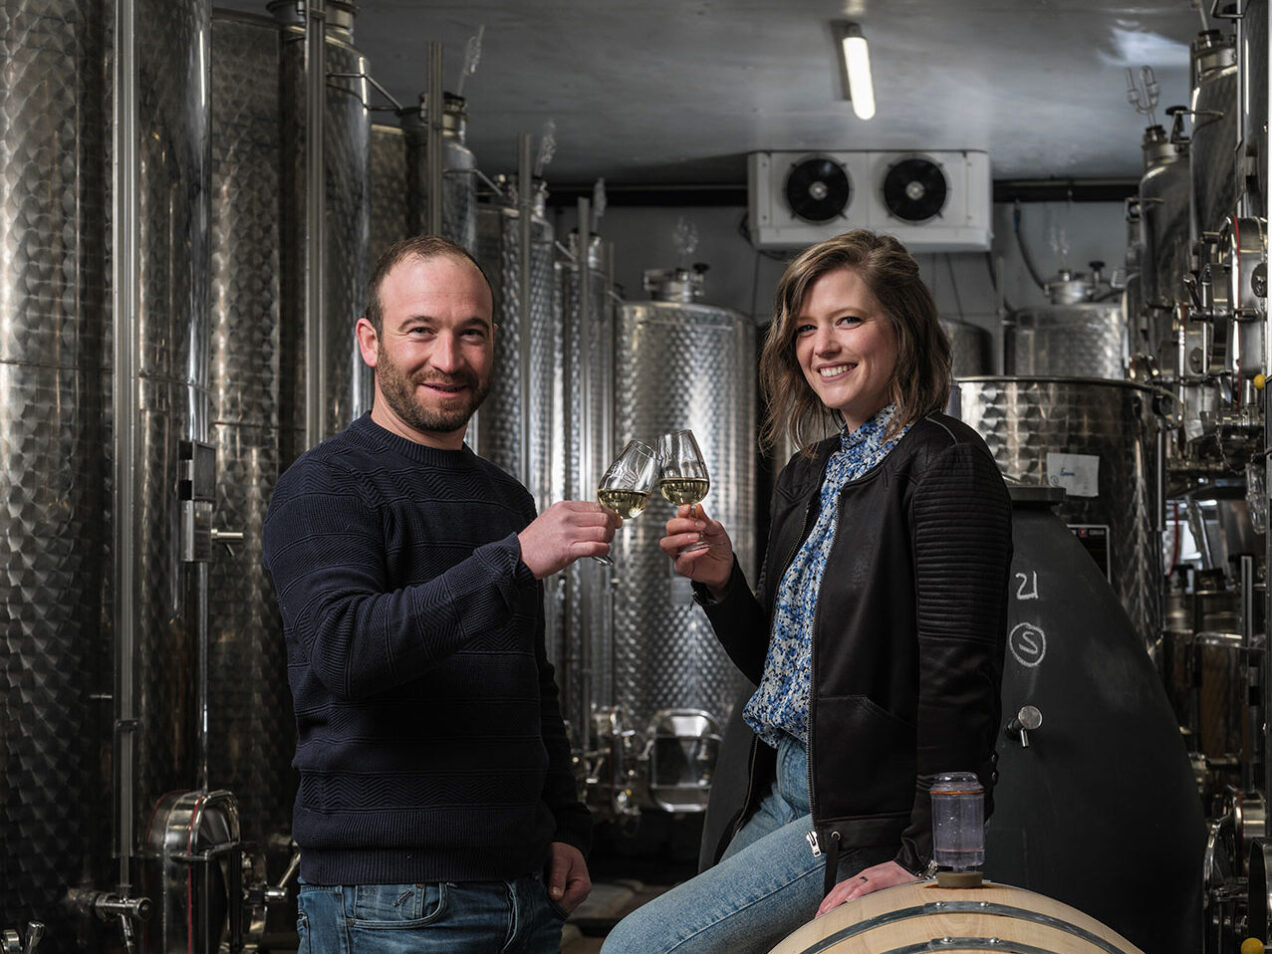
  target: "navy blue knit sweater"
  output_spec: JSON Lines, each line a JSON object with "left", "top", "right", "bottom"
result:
{"left": 263, "top": 414, "right": 590, "bottom": 885}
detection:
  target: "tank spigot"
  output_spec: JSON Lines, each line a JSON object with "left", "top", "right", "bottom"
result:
{"left": 1006, "top": 705, "right": 1043, "bottom": 747}
{"left": 1, "top": 923, "right": 44, "bottom": 954}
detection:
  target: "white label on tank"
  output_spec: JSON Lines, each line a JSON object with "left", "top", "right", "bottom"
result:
{"left": 1045, "top": 452, "right": 1099, "bottom": 498}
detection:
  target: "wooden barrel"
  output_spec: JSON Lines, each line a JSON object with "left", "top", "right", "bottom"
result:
{"left": 768, "top": 880, "right": 1146, "bottom": 954}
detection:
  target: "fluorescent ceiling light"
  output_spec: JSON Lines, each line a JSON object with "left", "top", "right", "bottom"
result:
{"left": 836, "top": 22, "right": 875, "bottom": 120}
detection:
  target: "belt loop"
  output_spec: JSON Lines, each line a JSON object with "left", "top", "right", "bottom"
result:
{"left": 821, "top": 830, "right": 842, "bottom": 897}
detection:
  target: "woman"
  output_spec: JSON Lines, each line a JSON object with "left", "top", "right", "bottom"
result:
{"left": 601, "top": 230, "right": 1012, "bottom": 954}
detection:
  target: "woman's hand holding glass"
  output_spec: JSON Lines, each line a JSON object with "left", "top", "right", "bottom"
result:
{"left": 660, "top": 503, "right": 734, "bottom": 595}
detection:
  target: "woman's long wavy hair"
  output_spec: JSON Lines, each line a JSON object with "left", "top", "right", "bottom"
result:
{"left": 759, "top": 229, "right": 951, "bottom": 454}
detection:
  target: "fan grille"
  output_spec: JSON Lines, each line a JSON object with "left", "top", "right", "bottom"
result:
{"left": 783, "top": 156, "right": 851, "bottom": 224}
{"left": 882, "top": 157, "right": 948, "bottom": 222}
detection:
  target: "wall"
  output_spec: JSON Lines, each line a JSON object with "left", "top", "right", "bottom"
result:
{"left": 554, "top": 199, "right": 1131, "bottom": 374}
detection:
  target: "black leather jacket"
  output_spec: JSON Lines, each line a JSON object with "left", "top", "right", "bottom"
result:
{"left": 699, "top": 413, "right": 1012, "bottom": 878}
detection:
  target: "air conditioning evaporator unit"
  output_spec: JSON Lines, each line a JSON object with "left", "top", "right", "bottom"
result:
{"left": 747, "top": 150, "right": 993, "bottom": 252}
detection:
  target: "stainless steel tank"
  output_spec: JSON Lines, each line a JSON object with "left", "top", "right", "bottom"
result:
{"left": 613, "top": 269, "right": 757, "bottom": 810}
{"left": 474, "top": 179, "right": 559, "bottom": 503}
{"left": 939, "top": 318, "right": 992, "bottom": 376}
{"left": 401, "top": 92, "right": 480, "bottom": 254}
{"left": 0, "top": 0, "right": 113, "bottom": 943}
{"left": 556, "top": 233, "right": 615, "bottom": 762}
{"left": 208, "top": 9, "right": 297, "bottom": 865}
{"left": 1191, "top": 29, "right": 1239, "bottom": 238}
{"left": 1005, "top": 273, "right": 1125, "bottom": 379}
{"left": 950, "top": 377, "right": 1164, "bottom": 651}
{"left": 275, "top": 0, "right": 371, "bottom": 439}
{"left": 1139, "top": 123, "right": 1191, "bottom": 370}
{"left": 1243, "top": 0, "right": 1268, "bottom": 217}
{"left": 369, "top": 122, "right": 408, "bottom": 265}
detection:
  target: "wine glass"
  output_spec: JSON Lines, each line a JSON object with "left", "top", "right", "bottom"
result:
{"left": 657, "top": 429, "right": 713, "bottom": 554}
{"left": 594, "top": 439, "right": 661, "bottom": 566}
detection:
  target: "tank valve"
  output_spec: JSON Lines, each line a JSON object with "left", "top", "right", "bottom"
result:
{"left": 1, "top": 922, "right": 44, "bottom": 954}
{"left": 1006, "top": 705, "right": 1043, "bottom": 748}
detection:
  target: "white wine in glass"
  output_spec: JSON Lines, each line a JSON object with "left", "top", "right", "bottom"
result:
{"left": 657, "top": 429, "right": 715, "bottom": 554}
{"left": 594, "top": 439, "right": 661, "bottom": 566}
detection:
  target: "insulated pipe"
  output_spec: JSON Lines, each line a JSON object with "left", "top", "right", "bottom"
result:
{"left": 112, "top": 0, "right": 140, "bottom": 891}
{"left": 305, "top": 0, "right": 327, "bottom": 448}
{"left": 518, "top": 134, "right": 533, "bottom": 490}
{"left": 427, "top": 43, "right": 444, "bottom": 237}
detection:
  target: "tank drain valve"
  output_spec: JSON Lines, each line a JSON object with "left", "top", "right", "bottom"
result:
{"left": 1, "top": 922, "right": 44, "bottom": 954}
{"left": 1006, "top": 705, "right": 1043, "bottom": 748}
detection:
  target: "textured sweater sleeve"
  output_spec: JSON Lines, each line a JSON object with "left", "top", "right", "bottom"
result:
{"left": 896, "top": 440, "right": 1012, "bottom": 874}
{"left": 263, "top": 460, "right": 534, "bottom": 701}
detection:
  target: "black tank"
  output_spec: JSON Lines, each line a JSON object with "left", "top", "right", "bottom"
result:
{"left": 984, "top": 486, "right": 1204, "bottom": 954}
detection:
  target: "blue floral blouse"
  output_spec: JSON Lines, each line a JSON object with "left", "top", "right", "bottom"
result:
{"left": 743, "top": 404, "right": 910, "bottom": 748}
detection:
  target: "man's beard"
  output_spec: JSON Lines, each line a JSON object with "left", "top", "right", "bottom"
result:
{"left": 376, "top": 349, "right": 491, "bottom": 436}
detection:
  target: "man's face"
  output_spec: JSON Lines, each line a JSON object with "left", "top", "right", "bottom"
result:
{"left": 356, "top": 254, "right": 495, "bottom": 448}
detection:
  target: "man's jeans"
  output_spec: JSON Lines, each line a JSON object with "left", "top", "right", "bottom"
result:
{"left": 297, "top": 871, "right": 569, "bottom": 954}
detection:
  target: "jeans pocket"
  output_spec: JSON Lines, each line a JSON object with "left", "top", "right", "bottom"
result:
{"left": 350, "top": 883, "right": 447, "bottom": 928}
{"left": 296, "top": 913, "right": 311, "bottom": 954}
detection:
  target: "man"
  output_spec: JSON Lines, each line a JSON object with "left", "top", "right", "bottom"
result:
{"left": 263, "top": 235, "right": 621, "bottom": 952}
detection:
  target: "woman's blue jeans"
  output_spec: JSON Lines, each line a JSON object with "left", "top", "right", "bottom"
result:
{"left": 296, "top": 870, "right": 569, "bottom": 953}
{"left": 600, "top": 738, "right": 894, "bottom": 954}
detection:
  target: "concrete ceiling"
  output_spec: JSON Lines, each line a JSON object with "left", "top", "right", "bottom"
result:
{"left": 217, "top": 1, "right": 1211, "bottom": 188}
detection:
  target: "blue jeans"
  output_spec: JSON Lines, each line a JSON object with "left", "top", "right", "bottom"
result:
{"left": 600, "top": 738, "right": 894, "bottom": 954}
{"left": 297, "top": 871, "right": 569, "bottom": 954}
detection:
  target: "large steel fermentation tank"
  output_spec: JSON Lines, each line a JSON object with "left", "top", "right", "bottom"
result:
{"left": 274, "top": 0, "right": 372, "bottom": 440}
{"left": 370, "top": 92, "right": 480, "bottom": 260}
{"left": 1005, "top": 274, "right": 1125, "bottom": 379}
{"left": 401, "top": 93, "right": 480, "bottom": 254}
{"left": 369, "top": 122, "right": 409, "bottom": 264}
{"left": 940, "top": 318, "right": 993, "bottom": 376}
{"left": 560, "top": 234, "right": 614, "bottom": 741}
{"left": 612, "top": 269, "right": 757, "bottom": 810}
{"left": 207, "top": 9, "right": 299, "bottom": 873}
{"left": 475, "top": 179, "right": 559, "bottom": 502}
{"left": 1139, "top": 123, "right": 1191, "bottom": 370}
{"left": 0, "top": 0, "right": 114, "bottom": 944}
{"left": 1191, "top": 29, "right": 1239, "bottom": 238}
{"left": 951, "top": 378, "right": 1164, "bottom": 653}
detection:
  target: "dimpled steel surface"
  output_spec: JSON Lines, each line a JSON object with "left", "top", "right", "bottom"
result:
{"left": 369, "top": 123, "right": 408, "bottom": 266}
{"left": 279, "top": 26, "right": 371, "bottom": 441}
{"left": 1191, "top": 53, "right": 1239, "bottom": 238}
{"left": 474, "top": 202, "right": 557, "bottom": 499}
{"left": 133, "top": 0, "right": 212, "bottom": 866}
{"left": 208, "top": 12, "right": 296, "bottom": 853}
{"left": 1006, "top": 302, "right": 1125, "bottom": 378}
{"left": 612, "top": 299, "right": 756, "bottom": 737}
{"left": 952, "top": 377, "right": 1163, "bottom": 650}
{"left": 0, "top": 4, "right": 113, "bottom": 941}
{"left": 940, "top": 319, "right": 992, "bottom": 376}
{"left": 561, "top": 244, "right": 614, "bottom": 736}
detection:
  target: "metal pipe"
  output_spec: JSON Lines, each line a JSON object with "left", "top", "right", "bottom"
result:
{"left": 111, "top": 0, "right": 140, "bottom": 891}
{"left": 518, "top": 133, "right": 533, "bottom": 490}
{"left": 427, "top": 42, "right": 444, "bottom": 236}
{"left": 1242, "top": 553, "right": 1257, "bottom": 792}
{"left": 576, "top": 197, "right": 593, "bottom": 758}
{"left": 197, "top": 563, "right": 210, "bottom": 792}
{"left": 1265, "top": 0, "right": 1272, "bottom": 811}
{"left": 305, "top": 0, "right": 327, "bottom": 448}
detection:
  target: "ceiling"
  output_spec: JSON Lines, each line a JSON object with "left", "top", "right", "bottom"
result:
{"left": 216, "top": 1, "right": 1211, "bottom": 191}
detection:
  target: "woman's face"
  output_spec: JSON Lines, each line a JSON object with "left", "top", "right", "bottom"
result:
{"left": 793, "top": 266, "right": 899, "bottom": 431}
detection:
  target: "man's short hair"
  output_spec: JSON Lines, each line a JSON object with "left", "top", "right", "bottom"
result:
{"left": 365, "top": 235, "right": 493, "bottom": 334}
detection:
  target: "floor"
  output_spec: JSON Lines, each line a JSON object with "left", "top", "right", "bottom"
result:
{"left": 562, "top": 879, "right": 671, "bottom": 954}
